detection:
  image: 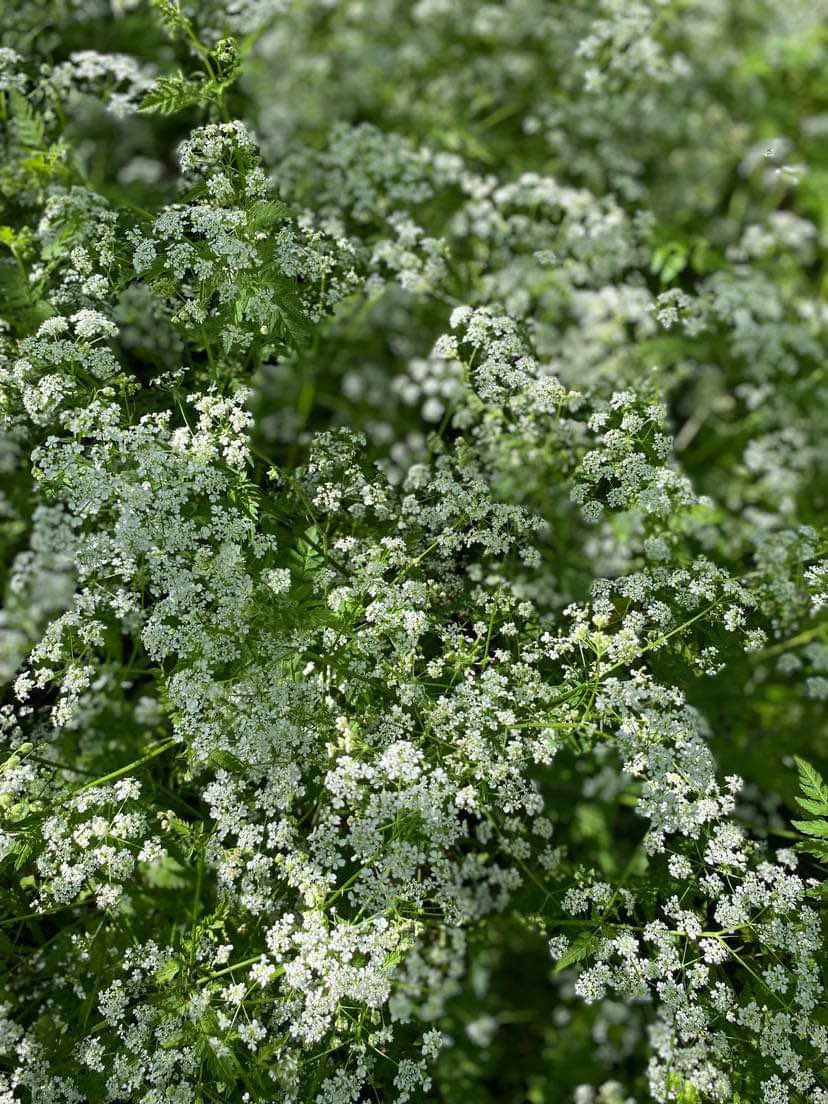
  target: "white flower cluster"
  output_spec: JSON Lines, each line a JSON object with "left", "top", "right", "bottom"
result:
{"left": 0, "top": 2, "right": 826, "bottom": 1103}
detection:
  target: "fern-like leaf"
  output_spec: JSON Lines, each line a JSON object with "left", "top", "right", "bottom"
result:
{"left": 139, "top": 73, "right": 206, "bottom": 115}
{"left": 793, "top": 758, "right": 828, "bottom": 862}
{"left": 552, "top": 931, "right": 598, "bottom": 973}
{"left": 9, "top": 91, "right": 45, "bottom": 149}
{"left": 792, "top": 817, "right": 828, "bottom": 839}
{"left": 795, "top": 756, "right": 828, "bottom": 814}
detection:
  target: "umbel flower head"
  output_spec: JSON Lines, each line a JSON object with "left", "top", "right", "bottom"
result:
{"left": 0, "top": 2, "right": 826, "bottom": 1103}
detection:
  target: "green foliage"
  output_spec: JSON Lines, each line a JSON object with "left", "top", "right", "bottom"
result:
{"left": 139, "top": 39, "right": 243, "bottom": 116}
{"left": 8, "top": 92, "right": 45, "bottom": 150}
{"left": 139, "top": 72, "right": 209, "bottom": 115}
{"left": 794, "top": 758, "right": 828, "bottom": 862}
{"left": 0, "top": 3, "right": 827, "bottom": 1104}
{"left": 551, "top": 931, "right": 599, "bottom": 974}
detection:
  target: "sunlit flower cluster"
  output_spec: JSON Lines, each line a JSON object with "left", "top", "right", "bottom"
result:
{"left": 0, "top": 2, "right": 825, "bottom": 1103}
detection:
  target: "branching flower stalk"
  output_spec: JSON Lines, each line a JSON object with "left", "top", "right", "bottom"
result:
{"left": 0, "top": 2, "right": 826, "bottom": 1103}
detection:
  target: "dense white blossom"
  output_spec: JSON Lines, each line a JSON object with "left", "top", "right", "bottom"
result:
{"left": 0, "top": 1, "right": 826, "bottom": 1102}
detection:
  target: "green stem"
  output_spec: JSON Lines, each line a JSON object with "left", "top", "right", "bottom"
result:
{"left": 78, "top": 739, "right": 179, "bottom": 793}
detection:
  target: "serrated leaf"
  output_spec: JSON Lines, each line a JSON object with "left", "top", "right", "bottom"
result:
{"left": 383, "top": 948, "right": 406, "bottom": 969}
{"left": 795, "top": 757, "right": 828, "bottom": 809}
{"left": 21, "top": 143, "right": 71, "bottom": 180}
{"left": 798, "top": 840, "right": 828, "bottom": 861}
{"left": 163, "top": 813, "right": 192, "bottom": 839}
{"left": 791, "top": 818, "right": 828, "bottom": 838}
{"left": 289, "top": 528, "right": 326, "bottom": 577}
{"left": 10, "top": 91, "right": 45, "bottom": 149}
{"left": 154, "top": 958, "right": 180, "bottom": 984}
{"left": 247, "top": 200, "right": 290, "bottom": 232}
{"left": 796, "top": 796, "right": 828, "bottom": 816}
{"left": 552, "top": 930, "right": 597, "bottom": 973}
{"left": 139, "top": 73, "right": 206, "bottom": 115}
{"left": 791, "top": 758, "right": 828, "bottom": 864}
{"left": 12, "top": 840, "right": 35, "bottom": 871}
{"left": 271, "top": 277, "right": 312, "bottom": 344}
{"left": 207, "top": 749, "right": 247, "bottom": 774}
